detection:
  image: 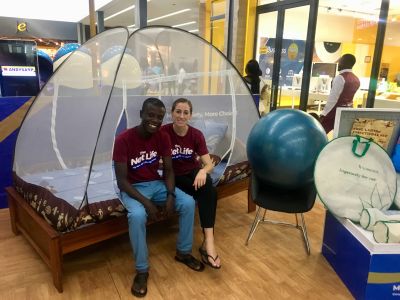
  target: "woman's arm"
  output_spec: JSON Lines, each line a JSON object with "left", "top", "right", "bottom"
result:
{"left": 193, "top": 154, "right": 214, "bottom": 190}
{"left": 199, "top": 153, "right": 214, "bottom": 174}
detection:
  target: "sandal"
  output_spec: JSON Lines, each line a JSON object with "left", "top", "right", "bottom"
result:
{"left": 131, "top": 272, "right": 149, "bottom": 298}
{"left": 175, "top": 253, "right": 205, "bottom": 272}
{"left": 199, "top": 247, "right": 221, "bottom": 269}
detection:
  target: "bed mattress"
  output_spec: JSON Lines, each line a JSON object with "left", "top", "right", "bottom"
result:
{"left": 13, "top": 160, "right": 250, "bottom": 232}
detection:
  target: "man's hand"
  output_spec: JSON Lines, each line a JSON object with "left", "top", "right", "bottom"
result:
{"left": 145, "top": 202, "right": 159, "bottom": 222}
{"left": 165, "top": 194, "right": 175, "bottom": 217}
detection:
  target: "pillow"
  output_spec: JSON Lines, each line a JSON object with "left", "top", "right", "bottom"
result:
{"left": 191, "top": 119, "right": 228, "bottom": 154}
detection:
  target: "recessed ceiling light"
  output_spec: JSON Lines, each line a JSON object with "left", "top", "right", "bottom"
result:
{"left": 172, "top": 21, "right": 196, "bottom": 28}
{"left": 147, "top": 8, "right": 191, "bottom": 23}
{"left": 104, "top": 5, "right": 135, "bottom": 21}
{"left": 104, "top": 0, "right": 151, "bottom": 21}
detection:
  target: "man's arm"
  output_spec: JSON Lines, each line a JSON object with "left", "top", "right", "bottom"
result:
{"left": 321, "top": 75, "right": 345, "bottom": 116}
{"left": 162, "top": 156, "right": 176, "bottom": 216}
{"left": 114, "top": 161, "right": 159, "bottom": 220}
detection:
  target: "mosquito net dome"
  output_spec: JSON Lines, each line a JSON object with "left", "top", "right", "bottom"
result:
{"left": 13, "top": 26, "right": 259, "bottom": 224}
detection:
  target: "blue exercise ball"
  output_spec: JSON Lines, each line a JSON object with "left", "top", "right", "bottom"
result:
{"left": 37, "top": 50, "right": 53, "bottom": 65}
{"left": 247, "top": 109, "right": 328, "bottom": 189}
{"left": 37, "top": 50, "right": 53, "bottom": 87}
{"left": 53, "top": 43, "right": 81, "bottom": 63}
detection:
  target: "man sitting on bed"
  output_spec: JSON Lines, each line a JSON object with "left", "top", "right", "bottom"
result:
{"left": 113, "top": 97, "right": 204, "bottom": 298}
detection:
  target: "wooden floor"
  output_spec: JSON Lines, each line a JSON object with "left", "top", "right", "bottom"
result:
{"left": 0, "top": 192, "right": 353, "bottom": 299}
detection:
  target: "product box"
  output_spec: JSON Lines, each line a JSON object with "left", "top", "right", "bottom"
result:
{"left": 322, "top": 211, "right": 400, "bottom": 299}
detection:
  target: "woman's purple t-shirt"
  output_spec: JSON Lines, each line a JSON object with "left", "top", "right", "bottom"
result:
{"left": 161, "top": 123, "right": 208, "bottom": 176}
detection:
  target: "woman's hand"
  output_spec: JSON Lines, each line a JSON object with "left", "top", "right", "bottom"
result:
{"left": 193, "top": 169, "right": 207, "bottom": 190}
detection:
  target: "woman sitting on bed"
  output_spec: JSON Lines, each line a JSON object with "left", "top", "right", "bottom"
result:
{"left": 161, "top": 98, "right": 221, "bottom": 269}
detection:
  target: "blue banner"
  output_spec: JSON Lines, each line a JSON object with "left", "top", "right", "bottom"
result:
{"left": 258, "top": 38, "right": 306, "bottom": 86}
{"left": 0, "top": 96, "right": 31, "bottom": 208}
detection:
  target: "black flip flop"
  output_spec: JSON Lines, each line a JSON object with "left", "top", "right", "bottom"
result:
{"left": 175, "top": 253, "right": 205, "bottom": 272}
{"left": 131, "top": 272, "right": 149, "bottom": 298}
{"left": 199, "top": 247, "right": 221, "bottom": 269}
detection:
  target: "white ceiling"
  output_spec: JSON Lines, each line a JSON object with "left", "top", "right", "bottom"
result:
{"left": 0, "top": 0, "right": 201, "bottom": 32}
{"left": 81, "top": 0, "right": 199, "bottom": 31}
{"left": 1, "top": 0, "right": 399, "bottom": 35}
{"left": 319, "top": 0, "right": 400, "bottom": 17}
{"left": 0, "top": 0, "right": 113, "bottom": 23}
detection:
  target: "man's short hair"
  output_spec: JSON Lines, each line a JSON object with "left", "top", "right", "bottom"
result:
{"left": 141, "top": 97, "right": 165, "bottom": 111}
{"left": 341, "top": 54, "right": 356, "bottom": 68}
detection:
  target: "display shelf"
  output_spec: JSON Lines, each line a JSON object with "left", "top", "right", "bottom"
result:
{"left": 322, "top": 211, "right": 400, "bottom": 300}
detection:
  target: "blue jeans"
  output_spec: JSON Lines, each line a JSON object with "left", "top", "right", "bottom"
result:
{"left": 120, "top": 180, "right": 195, "bottom": 273}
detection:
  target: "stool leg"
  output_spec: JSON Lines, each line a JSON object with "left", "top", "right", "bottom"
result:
{"left": 300, "top": 213, "right": 311, "bottom": 255}
{"left": 245, "top": 206, "right": 263, "bottom": 245}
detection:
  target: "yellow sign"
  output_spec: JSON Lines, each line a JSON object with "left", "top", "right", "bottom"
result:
{"left": 17, "top": 22, "right": 27, "bottom": 32}
{"left": 259, "top": 46, "right": 267, "bottom": 55}
{"left": 287, "top": 43, "right": 299, "bottom": 60}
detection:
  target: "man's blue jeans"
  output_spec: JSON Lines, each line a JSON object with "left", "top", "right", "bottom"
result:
{"left": 120, "top": 180, "right": 195, "bottom": 273}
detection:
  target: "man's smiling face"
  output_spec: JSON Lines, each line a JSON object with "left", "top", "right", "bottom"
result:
{"left": 140, "top": 103, "right": 166, "bottom": 135}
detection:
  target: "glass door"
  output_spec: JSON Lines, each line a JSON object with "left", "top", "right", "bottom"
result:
{"left": 256, "top": 1, "right": 315, "bottom": 112}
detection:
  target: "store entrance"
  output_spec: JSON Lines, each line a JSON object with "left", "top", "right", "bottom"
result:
{"left": 255, "top": 0, "right": 316, "bottom": 113}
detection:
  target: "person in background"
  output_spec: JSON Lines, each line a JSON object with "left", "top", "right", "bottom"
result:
{"left": 320, "top": 54, "right": 360, "bottom": 133}
{"left": 167, "top": 63, "right": 177, "bottom": 94}
{"left": 177, "top": 63, "right": 187, "bottom": 94}
{"left": 395, "top": 73, "right": 400, "bottom": 87}
{"left": 162, "top": 98, "right": 221, "bottom": 269}
{"left": 243, "top": 59, "right": 262, "bottom": 95}
{"left": 113, "top": 98, "right": 204, "bottom": 298}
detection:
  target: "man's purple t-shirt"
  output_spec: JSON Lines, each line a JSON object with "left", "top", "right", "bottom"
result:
{"left": 113, "top": 127, "right": 172, "bottom": 183}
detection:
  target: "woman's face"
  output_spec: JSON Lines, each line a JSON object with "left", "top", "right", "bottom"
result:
{"left": 172, "top": 102, "right": 192, "bottom": 127}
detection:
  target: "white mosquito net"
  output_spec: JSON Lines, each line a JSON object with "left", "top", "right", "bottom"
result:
{"left": 13, "top": 26, "right": 259, "bottom": 210}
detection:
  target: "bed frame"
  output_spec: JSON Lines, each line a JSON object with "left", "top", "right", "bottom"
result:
{"left": 6, "top": 178, "right": 254, "bottom": 293}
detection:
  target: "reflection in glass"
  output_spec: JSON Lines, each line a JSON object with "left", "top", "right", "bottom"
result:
{"left": 378, "top": 1, "right": 400, "bottom": 108}
{"left": 313, "top": 1, "right": 380, "bottom": 111}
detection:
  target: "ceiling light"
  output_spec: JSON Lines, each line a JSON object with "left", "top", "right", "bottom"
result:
{"left": 189, "top": 29, "right": 199, "bottom": 33}
{"left": 172, "top": 21, "right": 196, "bottom": 28}
{"left": 147, "top": 8, "right": 191, "bottom": 23}
{"left": 104, "top": 0, "right": 150, "bottom": 21}
{"left": 104, "top": 5, "right": 135, "bottom": 21}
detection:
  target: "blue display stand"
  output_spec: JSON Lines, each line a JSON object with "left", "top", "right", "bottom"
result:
{"left": 322, "top": 211, "right": 400, "bottom": 300}
{"left": 0, "top": 96, "right": 32, "bottom": 208}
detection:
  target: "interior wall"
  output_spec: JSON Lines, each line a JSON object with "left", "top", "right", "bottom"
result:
{"left": 316, "top": 14, "right": 355, "bottom": 42}
{"left": 257, "top": 11, "right": 355, "bottom": 43}
{"left": 0, "top": 16, "right": 77, "bottom": 40}
{"left": 353, "top": 18, "right": 400, "bottom": 82}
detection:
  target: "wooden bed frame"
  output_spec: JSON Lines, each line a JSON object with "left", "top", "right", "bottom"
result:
{"left": 6, "top": 178, "right": 254, "bottom": 293}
